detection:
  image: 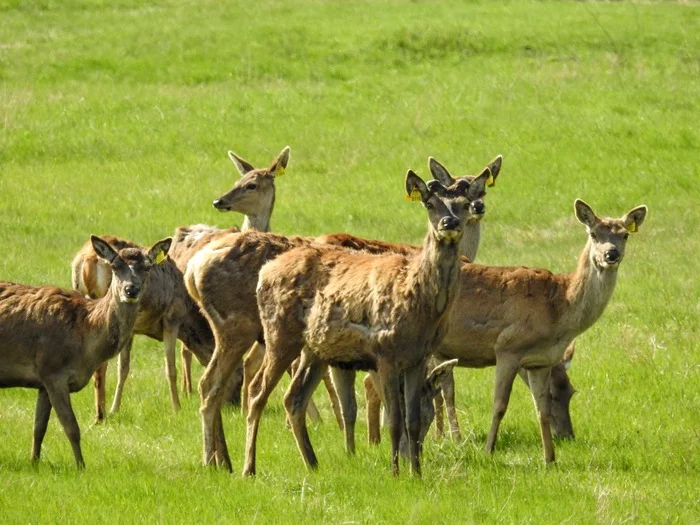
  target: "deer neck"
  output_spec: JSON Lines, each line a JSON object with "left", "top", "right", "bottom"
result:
{"left": 409, "top": 228, "right": 462, "bottom": 318}
{"left": 86, "top": 289, "right": 140, "bottom": 367}
{"left": 459, "top": 220, "right": 481, "bottom": 261}
{"left": 241, "top": 192, "right": 275, "bottom": 233}
{"left": 564, "top": 239, "right": 619, "bottom": 334}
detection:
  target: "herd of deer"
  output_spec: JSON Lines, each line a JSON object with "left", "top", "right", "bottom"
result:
{"left": 0, "top": 146, "right": 647, "bottom": 476}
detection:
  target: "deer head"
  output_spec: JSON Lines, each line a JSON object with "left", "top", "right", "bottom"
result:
{"left": 428, "top": 155, "right": 502, "bottom": 223}
{"left": 405, "top": 170, "right": 463, "bottom": 244}
{"left": 91, "top": 236, "right": 172, "bottom": 304}
{"left": 574, "top": 200, "right": 648, "bottom": 271}
{"left": 212, "top": 146, "right": 290, "bottom": 216}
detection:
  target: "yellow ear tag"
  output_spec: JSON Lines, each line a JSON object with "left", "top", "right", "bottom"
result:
{"left": 275, "top": 166, "right": 285, "bottom": 177}
{"left": 155, "top": 250, "right": 167, "bottom": 264}
{"left": 626, "top": 221, "right": 637, "bottom": 233}
{"left": 486, "top": 173, "right": 495, "bottom": 187}
{"left": 405, "top": 187, "right": 422, "bottom": 202}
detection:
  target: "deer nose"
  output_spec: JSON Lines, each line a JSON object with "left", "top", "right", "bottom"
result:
{"left": 439, "top": 216, "right": 461, "bottom": 231}
{"left": 124, "top": 285, "right": 140, "bottom": 299}
{"left": 604, "top": 248, "right": 620, "bottom": 263}
{"left": 472, "top": 201, "right": 485, "bottom": 215}
{"left": 212, "top": 199, "right": 223, "bottom": 208}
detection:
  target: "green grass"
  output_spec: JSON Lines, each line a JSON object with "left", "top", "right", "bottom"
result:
{"left": 0, "top": 0, "right": 698, "bottom": 522}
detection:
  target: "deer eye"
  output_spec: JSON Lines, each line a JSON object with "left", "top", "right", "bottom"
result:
{"left": 623, "top": 233, "right": 629, "bottom": 240}
{"left": 589, "top": 232, "right": 597, "bottom": 240}
{"left": 424, "top": 202, "right": 434, "bottom": 210}
{"left": 246, "top": 183, "right": 258, "bottom": 191}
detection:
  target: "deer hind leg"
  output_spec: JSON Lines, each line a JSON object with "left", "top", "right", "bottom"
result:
{"left": 109, "top": 336, "right": 134, "bottom": 415}
{"left": 181, "top": 346, "right": 193, "bottom": 396}
{"left": 363, "top": 373, "right": 382, "bottom": 445}
{"left": 485, "top": 358, "right": 520, "bottom": 455}
{"left": 440, "top": 371, "right": 462, "bottom": 442}
{"left": 322, "top": 369, "right": 344, "bottom": 430}
{"left": 284, "top": 350, "right": 327, "bottom": 470}
{"left": 527, "top": 366, "right": 555, "bottom": 464}
{"left": 243, "top": 339, "right": 300, "bottom": 477}
{"left": 288, "top": 358, "right": 322, "bottom": 423}
{"left": 242, "top": 342, "right": 265, "bottom": 415}
{"left": 377, "top": 364, "right": 402, "bottom": 476}
{"left": 93, "top": 361, "right": 108, "bottom": 423}
{"left": 31, "top": 389, "right": 52, "bottom": 462}
{"left": 198, "top": 318, "right": 257, "bottom": 471}
{"left": 330, "top": 367, "right": 357, "bottom": 454}
{"left": 162, "top": 325, "right": 181, "bottom": 411}
{"left": 44, "top": 379, "right": 84, "bottom": 469}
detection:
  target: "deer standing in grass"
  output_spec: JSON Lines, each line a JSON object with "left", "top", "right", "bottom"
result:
{"left": 71, "top": 147, "right": 296, "bottom": 421}
{"left": 0, "top": 236, "right": 171, "bottom": 468}
{"left": 245, "top": 170, "right": 465, "bottom": 477}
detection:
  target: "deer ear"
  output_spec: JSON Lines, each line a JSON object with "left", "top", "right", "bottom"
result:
{"left": 405, "top": 170, "right": 430, "bottom": 202}
{"left": 486, "top": 155, "right": 503, "bottom": 185}
{"left": 622, "top": 205, "right": 647, "bottom": 233}
{"left": 147, "top": 237, "right": 173, "bottom": 265}
{"left": 574, "top": 199, "right": 598, "bottom": 228}
{"left": 471, "top": 167, "right": 493, "bottom": 193}
{"left": 268, "top": 145, "right": 291, "bottom": 178}
{"left": 428, "top": 157, "right": 456, "bottom": 187}
{"left": 228, "top": 151, "right": 256, "bottom": 177}
{"left": 425, "top": 359, "right": 458, "bottom": 398}
{"left": 91, "top": 235, "right": 118, "bottom": 264}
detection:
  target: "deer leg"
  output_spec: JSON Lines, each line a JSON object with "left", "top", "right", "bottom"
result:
{"left": 363, "top": 373, "right": 382, "bottom": 445}
{"left": 288, "top": 359, "right": 322, "bottom": 423}
{"left": 242, "top": 342, "right": 265, "bottom": 415}
{"left": 485, "top": 358, "right": 520, "bottom": 455}
{"left": 378, "top": 365, "right": 402, "bottom": 476}
{"left": 434, "top": 391, "right": 446, "bottom": 439}
{"left": 322, "top": 369, "right": 344, "bottom": 430}
{"left": 44, "top": 380, "right": 84, "bottom": 469}
{"left": 330, "top": 367, "right": 357, "bottom": 454}
{"left": 527, "top": 367, "right": 555, "bottom": 464}
{"left": 441, "top": 371, "right": 461, "bottom": 442}
{"left": 93, "top": 361, "right": 108, "bottom": 423}
{"left": 403, "top": 362, "right": 426, "bottom": 477}
{"left": 224, "top": 363, "right": 244, "bottom": 408}
{"left": 199, "top": 320, "right": 256, "bottom": 471}
{"left": 284, "top": 350, "right": 327, "bottom": 470}
{"left": 31, "top": 389, "right": 52, "bottom": 462}
{"left": 243, "top": 341, "right": 300, "bottom": 477}
{"left": 181, "top": 346, "right": 193, "bottom": 396}
{"left": 109, "top": 336, "right": 133, "bottom": 415}
{"left": 162, "top": 325, "right": 181, "bottom": 411}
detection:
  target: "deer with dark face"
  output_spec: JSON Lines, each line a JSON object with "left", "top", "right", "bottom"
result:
{"left": 0, "top": 236, "right": 171, "bottom": 468}
{"left": 245, "top": 170, "right": 465, "bottom": 477}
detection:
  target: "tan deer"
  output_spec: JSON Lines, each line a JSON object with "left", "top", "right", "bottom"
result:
{"left": 0, "top": 236, "right": 171, "bottom": 468}
{"left": 244, "top": 170, "right": 465, "bottom": 477}
{"left": 70, "top": 146, "right": 291, "bottom": 421}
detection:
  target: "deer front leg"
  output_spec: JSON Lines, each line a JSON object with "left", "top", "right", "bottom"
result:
{"left": 378, "top": 365, "right": 402, "bottom": 476}
{"left": 403, "top": 362, "right": 426, "bottom": 477}
{"left": 330, "top": 367, "right": 357, "bottom": 454}
{"left": 322, "top": 369, "right": 344, "bottom": 430}
{"left": 242, "top": 342, "right": 265, "bottom": 415}
{"left": 440, "top": 371, "right": 462, "bottom": 441}
{"left": 163, "top": 325, "right": 181, "bottom": 411}
{"left": 31, "top": 389, "right": 52, "bottom": 462}
{"left": 284, "top": 350, "right": 327, "bottom": 470}
{"left": 485, "top": 357, "right": 520, "bottom": 455}
{"left": 364, "top": 373, "right": 382, "bottom": 445}
{"left": 527, "top": 366, "right": 555, "bottom": 464}
{"left": 434, "top": 391, "right": 446, "bottom": 438}
{"left": 109, "top": 336, "right": 134, "bottom": 415}
{"left": 93, "top": 362, "right": 108, "bottom": 423}
{"left": 44, "top": 379, "right": 84, "bottom": 469}
{"left": 181, "top": 346, "right": 193, "bottom": 396}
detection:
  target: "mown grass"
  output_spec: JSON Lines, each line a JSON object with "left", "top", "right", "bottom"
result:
{"left": 0, "top": 0, "right": 698, "bottom": 523}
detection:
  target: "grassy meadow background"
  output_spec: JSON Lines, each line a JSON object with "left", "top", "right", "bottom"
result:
{"left": 1, "top": 0, "right": 698, "bottom": 522}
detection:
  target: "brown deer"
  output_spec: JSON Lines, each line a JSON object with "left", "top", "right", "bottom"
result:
{"left": 0, "top": 236, "right": 171, "bottom": 468}
{"left": 244, "top": 170, "right": 465, "bottom": 477}
{"left": 70, "top": 146, "right": 291, "bottom": 421}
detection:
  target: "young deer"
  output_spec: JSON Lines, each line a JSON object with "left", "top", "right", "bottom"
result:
{"left": 71, "top": 147, "right": 290, "bottom": 421}
{"left": 0, "top": 236, "right": 171, "bottom": 468}
{"left": 437, "top": 199, "right": 646, "bottom": 463}
{"left": 245, "top": 170, "right": 465, "bottom": 477}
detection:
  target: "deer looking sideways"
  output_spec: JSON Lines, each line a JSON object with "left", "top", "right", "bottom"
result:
{"left": 70, "top": 146, "right": 291, "bottom": 421}
{"left": 245, "top": 170, "right": 465, "bottom": 477}
{"left": 0, "top": 236, "right": 171, "bottom": 468}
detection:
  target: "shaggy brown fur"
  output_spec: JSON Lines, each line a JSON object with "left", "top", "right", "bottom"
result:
{"left": 0, "top": 236, "right": 170, "bottom": 467}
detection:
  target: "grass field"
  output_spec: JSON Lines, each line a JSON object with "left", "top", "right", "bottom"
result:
{"left": 1, "top": 0, "right": 699, "bottom": 522}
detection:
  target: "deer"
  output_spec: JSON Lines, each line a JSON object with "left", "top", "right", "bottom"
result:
{"left": 244, "top": 170, "right": 465, "bottom": 477}
{"left": 70, "top": 146, "right": 295, "bottom": 422}
{"left": 0, "top": 236, "right": 171, "bottom": 468}
{"left": 320, "top": 154, "right": 514, "bottom": 452}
